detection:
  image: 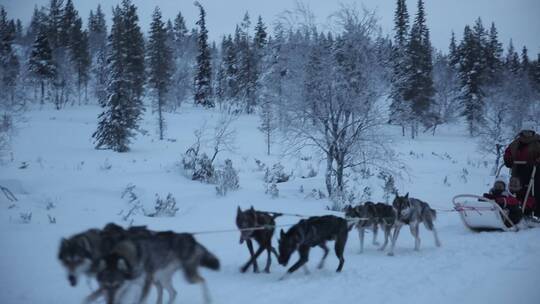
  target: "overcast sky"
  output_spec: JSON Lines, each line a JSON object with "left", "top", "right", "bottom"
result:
{"left": 1, "top": 0, "right": 539, "bottom": 55}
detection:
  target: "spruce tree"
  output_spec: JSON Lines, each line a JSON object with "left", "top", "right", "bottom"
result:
{"left": 0, "top": 6, "right": 19, "bottom": 102}
{"left": 389, "top": 0, "right": 411, "bottom": 135}
{"left": 458, "top": 25, "right": 485, "bottom": 135}
{"left": 403, "top": 0, "right": 434, "bottom": 138}
{"left": 147, "top": 7, "right": 173, "bottom": 140}
{"left": 505, "top": 40, "right": 520, "bottom": 74}
{"left": 92, "top": 2, "right": 144, "bottom": 152}
{"left": 193, "top": 1, "right": 213, "bottom": 108}
{"left": 88, "top": 5, "right": 107, "bottom": 57}
{"left": 26, "top": 6, "right": 46, "bottom": 46}
{"left": 448, "top": 31, "right": 459, "bottom": 68}
{"left": 484, "top": 22, "right": 503, "bottom": 83}
{"left": 28, "top": 27, "right": 56, "bottom": 104}
{"left": 69, "top": 17, "right": 90, "bottom": 102}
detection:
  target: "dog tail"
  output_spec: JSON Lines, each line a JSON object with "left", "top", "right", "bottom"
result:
{"left": 198, "top": 244, "right": 220, "bottom": 271}
{"left": 430, "top": 208, "right": 437, "bottom": 220}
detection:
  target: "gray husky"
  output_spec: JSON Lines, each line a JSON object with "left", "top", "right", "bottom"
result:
{"left": 88, "top": 230, "right": 220, "bottom": 304}
{"left": 388, "top": 193, "right": 441, "bottom": 256}
{"left": 345, "top": 202, "right": 396, "bottom": 253}
{"left": 58, "top": 223, "right": 129, "bottom": 287}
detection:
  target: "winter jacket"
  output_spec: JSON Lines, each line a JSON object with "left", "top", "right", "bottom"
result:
{"left": 483, "top": 192, "right": 536, "bottom": 210}
{"left": 504, "top": 132, "right": 540, "bottom": 187}
{"left": 483, "top": 193, "right": 521, "bottom": 207}
{"left": 504, "top": 132, "right": 540, "bottom": 168}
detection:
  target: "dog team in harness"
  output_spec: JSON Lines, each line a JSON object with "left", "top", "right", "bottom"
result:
{"left": 57, "top": 124, "right": 539, "bottom": 303}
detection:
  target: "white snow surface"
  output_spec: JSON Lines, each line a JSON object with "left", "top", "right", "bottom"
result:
{"left": 1, "top": 104, "right": 539, "bottom": 304}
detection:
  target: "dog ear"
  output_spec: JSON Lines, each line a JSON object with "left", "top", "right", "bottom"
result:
{"left": 404, "top": 192, "right": 409, "bottom": 199}
{"left": 280, "top": 229, "right": 285, "bottom": 238}
{"left": 237, "top": 206, "right": 242, "bottom": 214}
{"left": 250, "top": 205, "right": 255, "bottom": 212}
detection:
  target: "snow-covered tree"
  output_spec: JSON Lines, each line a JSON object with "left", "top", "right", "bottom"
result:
{"left": 0, "top": 6, "right": 20, "bottom": 103}
{"left": 92, "top": 2, "right": 144, "bottom": 152}
{"left": 389, "top": 0, "right": 411, "bottom": 136}
{"left": 28, "top": 28, "right": 56, "bottom": 104}
{"left": 193, "top": 1, "right": 213, "bottom": 108}
{"left": 147, "top": 7, "right": 173, "bottom": 140}
{"left": 403, "top": 0, "right": 434, "bottom": 138}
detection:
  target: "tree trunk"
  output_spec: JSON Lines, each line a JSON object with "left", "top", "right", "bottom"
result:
{"left": 40, "top": 80, "right": 44, "bottom": 105}
{"left": 266, "top": 129, "right": 270, "bottom": 155}
{"left": 158, "top": 90, "right": 164, "bottom": 140}
{"left": 335, "top": 152, "right": 345, "bottom": 194}
{"left": 325, "top": 150, "right": 334, "bottom": 196}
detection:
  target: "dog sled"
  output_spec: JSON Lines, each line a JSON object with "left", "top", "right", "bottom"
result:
{"left": 452, "top": 194, "right": 518, "bottom": 232}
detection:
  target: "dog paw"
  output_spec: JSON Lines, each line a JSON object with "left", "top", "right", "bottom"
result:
{"left": 387, "top": 252, "right": 394, "bottom": 256}
{"left": 264, "top": 269, "right": 270, "bottom": 274}
{"left": 373, "top": 241, "right": 380, "bottom": 246}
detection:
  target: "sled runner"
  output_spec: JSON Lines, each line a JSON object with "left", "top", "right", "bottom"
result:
{"left": 452, "top": 194, "right": 518, "bottom": 232}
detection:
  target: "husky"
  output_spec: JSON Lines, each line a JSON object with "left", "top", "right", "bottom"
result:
{"left": 388, "top": 193, "right": 441, "bottom": 256}
{"left": 345, "top": 202, "right": 396, "bottom": 253}
{"left": 277, "top": 215, "right": 348, "bottom": 278}
{"left": 236, "top": 206, "right": 281, "bottom": 273}
{"left": 58, "top": 223, "right": 130, "bottom": 287}
{"left": 87, "top": 230, "right": 220, "bottom": 304}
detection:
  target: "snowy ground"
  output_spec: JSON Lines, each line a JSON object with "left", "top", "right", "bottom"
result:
{"left": 1, "top": 104, "right": 539, "bottom": 304}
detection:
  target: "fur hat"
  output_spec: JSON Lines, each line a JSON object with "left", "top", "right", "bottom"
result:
{"left": 521, "top": 120, "right": 536, "bottom": 132}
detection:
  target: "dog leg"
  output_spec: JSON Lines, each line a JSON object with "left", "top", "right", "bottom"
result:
{"left": 155, "top": 281, "right": 164, "bottom": 304}
{"left": 163, "top": 279, "right": 177, "bottom": 304}
{"left": 241, "top": 245, "right": 266, "bottom": 273}
{"left": 432, "top": 226, "right": 442, "bottom": 247}
{"left": 286, "top": 246, "right": 310, "bottom": 275}
{"left": 379, "top": 225, "right": 391, "bottom": 251}
{"left": 83, "top": 288, "right": 103, "bottom": 304}
{"left": 372, "top": 223, "right": 380, "bottom": 246}
{"left": 358, "top": 227, "right": 365, "bottom": 254}
{"left": 200, "top": 280, "right": 211, "bottom": 304}
{"left": 410, "top": 223, "right": 420, "bottom": 251}
{"left": 388, "top": 223, "right": 402, "bottom": 256}
{"left": 264, "top": 246, "right": 273, "bottom": 273}
{"left": 334, "top": 237, "right": 346, "bottom": 272}
{"left": 317, "top": 243, "right": 329, "bottom": 269}
{"left": 244, "top": 240, "right": 259, "bottom": 273}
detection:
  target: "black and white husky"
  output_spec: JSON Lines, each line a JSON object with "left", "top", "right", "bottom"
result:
{"left": 388, "top": 193, "right": 441, "bottom": 256}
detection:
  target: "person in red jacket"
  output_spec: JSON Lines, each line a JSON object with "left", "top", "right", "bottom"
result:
{"left": 483, "top": 178, "right": 522, "bottom": 227}
{"left": 503, "top": 122, "right": 540, "bottom": 217}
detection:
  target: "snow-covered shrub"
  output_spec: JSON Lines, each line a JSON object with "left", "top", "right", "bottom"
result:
{"left": 254, "top": 159, "right": 266, "bottom": 171}
{"left": 215, "top": 159, "right": 239, "bottom": 196}
{"left": 378, "top": 171, "right": 397, "bottom": 203}
{"left": 100, "top": 158, "right": 112, "bottom": 170}
{"left": 264, "top": 163, "right": 291, "bottom": 183}
{"left": 359, "top": 186, "right": 372, "bottom": 202}
{"left": 192, "top": 153, "right": 215, "bottom": 183}
{"left": 328, "top": 191, "right": 347, "bottom": 211}
{"left": 149, "top": 193, "right": 179, "bottom": 217}
{"left": 305, "top": 188, "right": 326, "bottom": 200}
{"left": 301, "top": 164, "right": 317, "bottom": 179}
{"left": 266, "top": 183, "right": 279, "bottom": 199}
{"left": 443, "top": 176, "right": 451, "bottom": 186}
{"left": 19, "top": 212, "right": 32, "bottom": 223}
{"left": 120, "top": 183, "right": 144, "bottom": 222}
{"left": 182, "top": 146, "right": 199, "bottom": 171}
